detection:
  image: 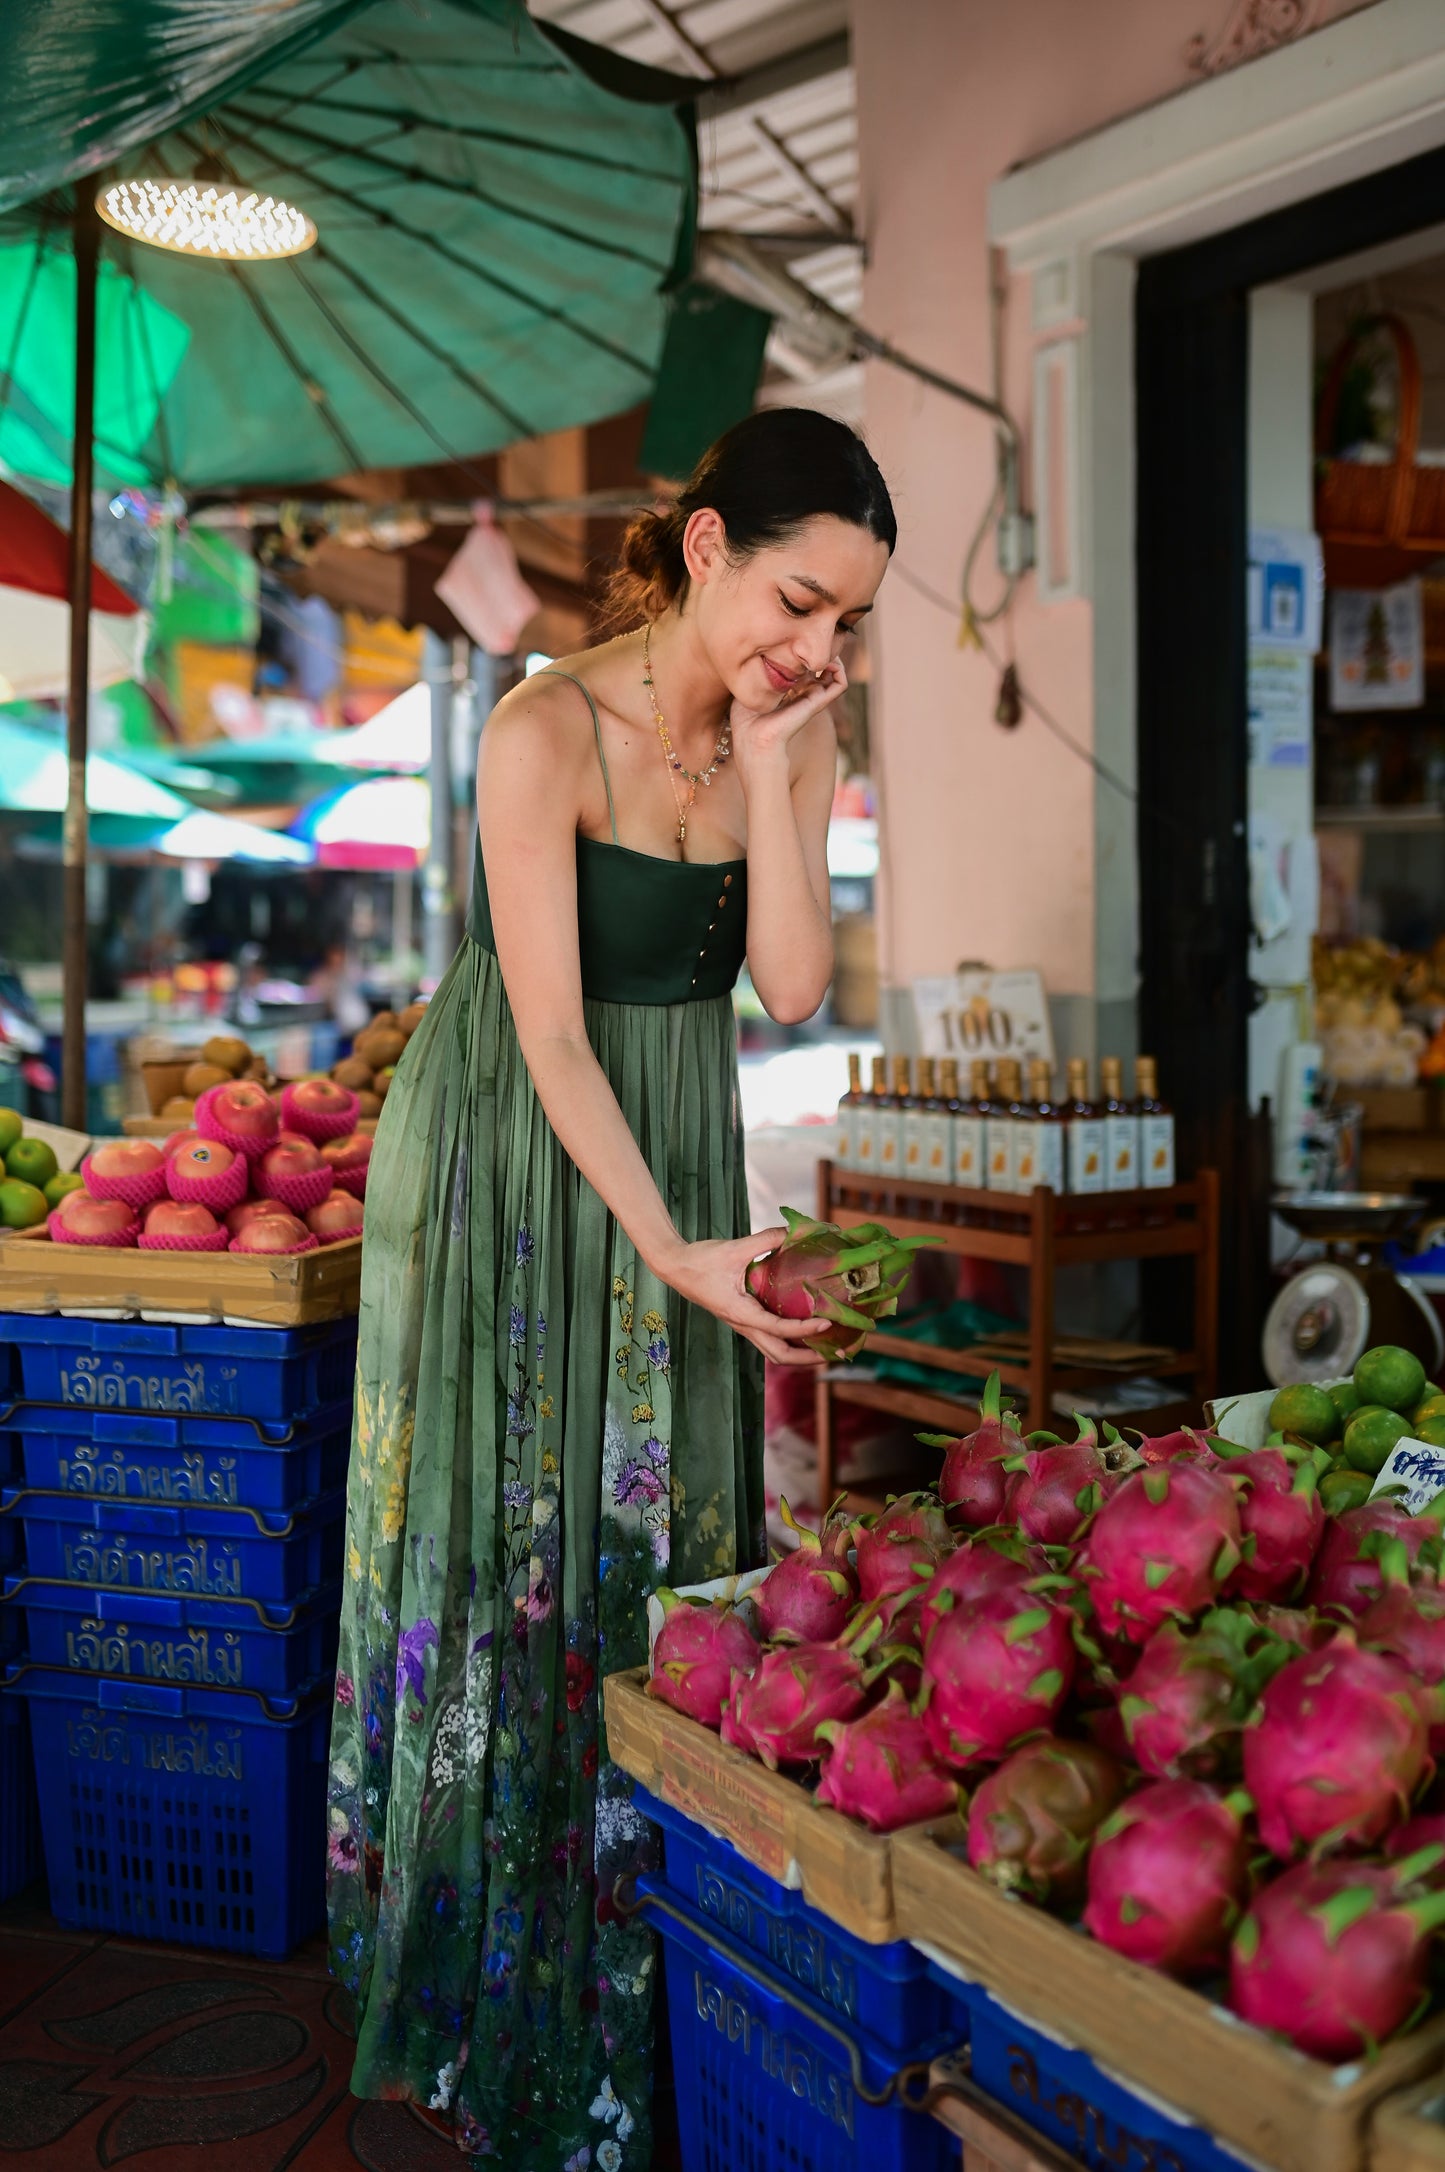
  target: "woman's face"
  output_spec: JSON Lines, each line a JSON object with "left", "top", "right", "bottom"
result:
{"left": 682, "top": 511, "right": 890, "bottom": 710}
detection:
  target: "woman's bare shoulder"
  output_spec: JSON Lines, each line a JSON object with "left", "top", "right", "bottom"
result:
{"left": 483, "top": 669, "right": 596, "bottom": 771}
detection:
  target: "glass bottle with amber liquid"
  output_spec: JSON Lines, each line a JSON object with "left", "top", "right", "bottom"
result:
{"left": 1101, "top": 1055, "right": 1140, "bottom": 1227}
{"left": 953, "top": 1058, "right": 989, "bottom": 1198}
{"left": 1135, "top": 1054, "right": 1175, "bottom": 1224}
{"left": 986, "top": 1058, "right": 1022, "bottom": 1197}
{"left": 834, "top": 1051, "right": 864, "bottom": 1173}
{"left": 901, "top": 1055, "right": 933, "bottom": 1190}
{"left": 1064, "top": 1057, "right": 1106, "bottom": 1231}
{"left": 1009, "top": 1064, "right": 1041, "bottom": 1194}
{"left": 1026, "top": 1059, "right": 1066, "bottom": 1193}
{"left": 875, "top": 1054, "right": 909, "bottom": 1204}
{"left": 853, "top": 1054, "right": 887, "bottom": 1197}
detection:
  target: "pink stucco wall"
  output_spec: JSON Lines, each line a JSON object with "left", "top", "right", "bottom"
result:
{"left": 854, "top": 0, "right": 1376, "bottom": 996}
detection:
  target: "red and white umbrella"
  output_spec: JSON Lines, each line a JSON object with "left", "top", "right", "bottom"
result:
{"left": 0, "top": 479, "right": 145, "bottom": 698}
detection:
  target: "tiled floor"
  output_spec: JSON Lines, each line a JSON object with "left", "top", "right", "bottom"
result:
{"left": 0, "top": 1886, "right": 682, "bottom": 2169}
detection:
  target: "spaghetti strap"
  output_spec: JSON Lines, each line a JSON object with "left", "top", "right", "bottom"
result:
{"left": 541, "top": 667, "right": 618, "bottom": 847}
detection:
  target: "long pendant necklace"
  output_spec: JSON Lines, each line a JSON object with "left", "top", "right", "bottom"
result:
{"left": 643, "top": 622, "right": 731, "bottom": 848}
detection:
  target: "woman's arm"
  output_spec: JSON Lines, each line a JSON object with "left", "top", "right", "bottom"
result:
{"left": 733, "top": 665, "right": 843, "bottom": 1024}
{"left": 478, "top": 681, "right": 825, "bottom": 1364}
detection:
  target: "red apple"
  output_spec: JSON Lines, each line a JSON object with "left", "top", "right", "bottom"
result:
{"left": 206, "top": 1080, "right": 281, "bottom": 1140}
{"left": 53, "top": 1192, "right": 137, "bottom": 1243}
{"left": 260, "top": 1139, "right": 325, "bottom": 1183}
{"left": 320, "top": 1131, "right": 372, "bottom": 1174}
{"left": 163, "top": 1129, "right": 203, "bottom": 1161}
{"left": 88, "top": 1140, "right": 164, "bottom": 1182}
{"left": 288, "top": 1078, "right": 355, "bottom": 1118}
{"left": 144, "top": 1201, "right": 221, "bottom": 1239}
{"left": 226, "top": 1197, "right": 293, "bottom": 1238}
{"left": 230, "top": 1211, "right": 312, "bottom": 1254}
{"left": 306, "top": 1189, "right": 366, "bottom": 1242}
{"left": 170, "top": 1139, "right": 236, "bottom": 1185}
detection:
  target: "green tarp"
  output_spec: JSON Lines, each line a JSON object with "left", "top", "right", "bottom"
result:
{"left": 0, "top": 0, "right": 699, "bottom": 490}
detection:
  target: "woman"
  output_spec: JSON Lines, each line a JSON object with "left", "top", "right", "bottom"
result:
{"left": 327, "top": 407, "right": 895, "bottom": 2165}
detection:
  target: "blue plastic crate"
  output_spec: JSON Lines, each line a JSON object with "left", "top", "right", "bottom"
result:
{"left": 0, "top": 1312, "right": 358, "bottom": 1424}
{"left": 5, "top": 1575, "right": 342, "bottom": 1698}
{"left": 0, "top": 1486, "right": 345, "bottom": 1605}
{"left": 6, "top": 1665, "right": 331, "bottom": 1956}
{"left": 924, "top": 1956, "right": 1253, "bottom": 2172}
{"left": 14, "top": 1401, "right": 352, "bottom": 1514}
{"left": 0, "top": 1692, "right": 41, "bottom": 1902}
{"left": 638, "top": 1870, "right": 956, "bottom": 2172}
{"left": 635, "top": 1783, "right": 950, "bottom": 2053}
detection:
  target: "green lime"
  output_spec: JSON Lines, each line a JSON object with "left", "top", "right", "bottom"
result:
{"left": 1410, "top": 1414, "right": 1445, "bottom": 1450}
{"left": 0, "top": 1109, "right": 20, "bottom": 1156}
{"left": 1327, "top": 1379, "right": 1363, "bottom": 1430}
{"left": 3, "top": 1136, "right": 56, "bottom": 1189}
{"left": 43, "top": 1171, "right": 83, "bottom": 1209}
{"left": 1343, "top": 1404, "right": 1413, "bottom": 1475}
{"left": 1268, "top": 1383, "right": 1339, "bottom": 1446}
{"left": 1320, "top": 1466, "right": 1376, "bottom": 1514}
{"left": 0, "top": 1177, "right": 48, "bottom": 1230}
{"left": 1355, "top": 1345, "right": 1429, "bottom": 1417}
{"left": 1414, "top": 1392, "right": 1445, "bottom": 1431}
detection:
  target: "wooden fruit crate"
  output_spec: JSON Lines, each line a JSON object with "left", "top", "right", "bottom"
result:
{"left": 604, "top": 1666, "right": 959, "bottom": 1945}
{"left": 0, "top": 1227, "right": 362, "bottom": 1325}
{"left": 1373, "top": 2077, "right": 1445, "bottom": 2172}
{"left": 893, "top": 1826, "right": 1445, "bottom": 2172}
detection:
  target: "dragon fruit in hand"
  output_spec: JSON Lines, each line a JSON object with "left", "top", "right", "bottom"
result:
{"left": 927, "top": 1371, "right": 1024, "bottom": 1530}
{"left": 648, "top": 1591, "right": 759, "bottom": 1728}
{"left": 722, "top": 1643, "right": 868, "bottom": 1770}
{"left": 1230, "top": 1853, "right": 1445, "bottom": 2061}
{"left": 920, "top": 1587, "right": 1075, "bottom": 1771}
{"left": 968, "top": 1737, "right": 1124, "bottom": 1902}
{"left": 1077, "top": 1460, "right": 1243, "bottom": 1646}
{"left": 1084, "top": 1780, "right": 1253, "bottom": 1978}
{"left": 815, "top": 1680, "right": 960, "bottom": 1832}
{"left": 1243, "top": 1631, "right": 1431, "bottom": 1860}
{"left": 745, "top": 1206, "right": 934, "bottom": 1361}
{"left": 756, "top": 1497, "right": 858, "bottom": 1644}
{"left": 1117, "top": 1609, "right": 1293, "bottom": 1780}
{"left": 1003, "top": 1414, "right": 1144, "bottom": 1547}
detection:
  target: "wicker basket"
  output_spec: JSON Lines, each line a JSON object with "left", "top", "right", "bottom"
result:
{"left": 1316, "top": 313, "right": 1445, "bottom": 560}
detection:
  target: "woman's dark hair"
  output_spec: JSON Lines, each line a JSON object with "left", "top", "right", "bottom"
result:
{"left": 606, "top": 407, "right": 896, "bottom": 628}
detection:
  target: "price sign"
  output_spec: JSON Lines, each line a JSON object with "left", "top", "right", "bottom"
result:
{"left": 912, "top": 970, "right": 1055, "bottom": 1070}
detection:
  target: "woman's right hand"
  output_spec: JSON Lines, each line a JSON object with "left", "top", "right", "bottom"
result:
{"left": 657, "top": 1228, "right": 829, "bottom": 1365}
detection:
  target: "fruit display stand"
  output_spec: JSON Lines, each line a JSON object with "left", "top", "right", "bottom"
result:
{"left": 889, "top": 1823, "right": 1445, "bottom": 2172}
{"left": 0, "top": 1225, "right": 362, "bottom": 1326}
{"left": 813, "top": 1162, "right": 1220, "bottom": 1505}
{"left": 124, "top": 1059, "right": 378, "bottom": 1141}
{"left": 1371, "top": 2075, "right": 1445, "bottom": 2172}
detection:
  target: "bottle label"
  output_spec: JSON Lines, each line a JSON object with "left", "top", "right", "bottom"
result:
{"left": 1034, "top": 1124, "right": 1065, "bottom": 1193}
{"left": 985, "top": 1116, "right": 1014, "bottom": 1192}
{"left": 835, "top": 1102, "right": 855, "bottom": 1171}
{"left": 1011, "top": 1118, "right": 1039, "bottom": 1192}
{"left": 922, "top": 1112, "right": 952, "bottom": 1184}
{"left": 854, "top": 1112, "right": 876, "bottom": 1169}
{"left": 1141, "top": 1113, "right": 1176, "bottom": 1189}
{"left": 952, "top": 1115, "right": 984, "bottom": 1188}
{"left": 1067, "top": 1119, "right": 1106, "bottom": 1194}
{"left": 1106, "top": 1114, "right": 1140, "bottom": 1191}
{"left": 876, "top": 1110, "right": 903, "bottom": 1172}
{"left": 901, "top": 1109, "right": 929, "bottom": 1176}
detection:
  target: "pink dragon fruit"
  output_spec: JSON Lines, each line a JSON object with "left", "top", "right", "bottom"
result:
{"left": 853, "top": 1491, "right": 952, "bottom": 1602}
{"left": 1003, "top": 1416, "right": 1144, "bottom": 1547}
{"left": 1227, "top": 1449, "right": 1326, "bottom": 1603}
{"left": 1244, "top": 1603, "right": 1330, "bottom": 1652}
{"left": 1230, "top": 1853, "right": 1445, "bottom": 2061}
{"left": 1360, "top": 1583, "right": 1445, "bottom": 1749}
{"left": 756, "top": 1499, "right": 858, "bottom": 1644}
{"left": 814, "top": 1680, "right": 961, "bottom": 1832}
{"left": 648, "top": 1592, "right": 760, "bottom": 1728}
{"left": 1386, "top": 1813, "right": 1445, "bottom": 1877}
{"left": 918, "top": 1536, "right": 1054, "bottom": 1647}
{"left": 1084, "top": 1781, "right": 1253, "bottom": 1978}
{"left": 844, "top": 1578, "right": 935, "bottom": 1696}
{"left": 927, "top": 1372, "right": 1024, "bottom": 1530}
{"left": 967, "top": 1737, "right": 1124, "bottom": 1902}
{"left": 1243, "top": 1631, "right": 1431, "bottom": 1860}
{"left": 1307, "top": 1502, "right": 1445, "bottom": 1619}
{"left": 722, "top": 1643, "right": 868, "bottom": 1770}
{"left": 1116, "top": 1609, "right": 1294, "bottom": 1780}
{"left": 1135, "top": 1427, "right": 1226, "bottom": 1466}
{"left": 745, "top": 1207, "right": 933, "bottom": 1361}
{"left": 920, "top": 1586, "right": 1076, "bottom": 1771}
{"left": 1076, "top": 1461, "right": 1243, "bottom": 1646}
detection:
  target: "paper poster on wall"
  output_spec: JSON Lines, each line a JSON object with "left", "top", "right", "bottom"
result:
{"left": 913, "top": 969, "right": 1054, "bottom": 1068}
{"left": 1247, "top": 646, "right": 1312, "bottom": 768}
{"left": 1247, "top": 527, "right": 1324, "bottom": 654}
{"left": 1330, "top": 580, "right": 1424, "bottom": 710}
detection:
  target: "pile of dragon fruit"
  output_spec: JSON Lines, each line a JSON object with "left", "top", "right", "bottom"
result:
{"left": 647, "top": 1372, "right": 1445, "bottom": 2063}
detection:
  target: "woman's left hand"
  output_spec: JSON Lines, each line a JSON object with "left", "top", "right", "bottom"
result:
{"left": 729, "top": 655, "right": 847, "bottom": 782}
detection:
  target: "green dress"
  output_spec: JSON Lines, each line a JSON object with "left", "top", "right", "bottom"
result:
{"left": 326, "top": 670, "right": 764, "bottom": 2167}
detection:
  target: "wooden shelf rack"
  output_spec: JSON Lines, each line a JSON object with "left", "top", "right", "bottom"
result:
{"left": 814, "top": 1161, "right": 1220, "bottom": 1507}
